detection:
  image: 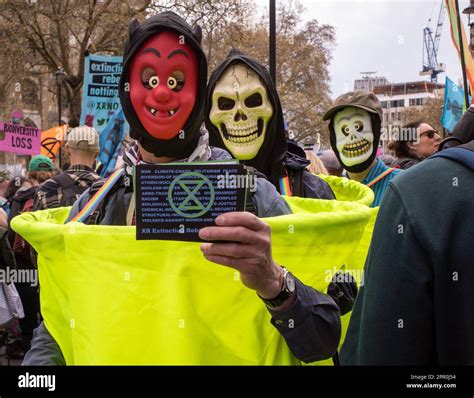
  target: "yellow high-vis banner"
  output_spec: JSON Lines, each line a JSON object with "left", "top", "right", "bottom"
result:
{"left": 319, "top": 174, "right": 374, "bottom": 207}
{"left": 12, "top": 179, "right": 375, "bottom": 365}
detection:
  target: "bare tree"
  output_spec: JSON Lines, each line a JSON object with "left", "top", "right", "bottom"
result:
{"left": 0, "top": 0, "right": 150, "bottom": 123}
{"left": 402, "top": 97, "right": 444, "bottom": 134}
{"left": 0, "top": 0, "right": 335, "bottom": 146}
{"left": 206, "top": 0, "right": 336, "bottom": 146}
{"left": 155, "top": 0, "right": 253, "bottom": 73}
{"left": 0, "top": 13, "right": 31, "bottom": 119}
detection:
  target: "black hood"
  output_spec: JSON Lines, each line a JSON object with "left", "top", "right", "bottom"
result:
{"left": 328, "top": 112, "right": 381, "bottom": 173}
{"left": 450, "top": 106, "right": 474, "bottom": 144}
{"left": 119, "top": 12, "right": 207, "bottom": 158}
{"left": 205, "top": 49, "right": 286, "bottom": 189}
{"left": 284, "top": 151, "right": 310, "bottom": 171}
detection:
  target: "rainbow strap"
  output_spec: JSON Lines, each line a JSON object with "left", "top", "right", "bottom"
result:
{"left": 279, "top": 176, "right": 292, "bottom": 196}
{"left": 366, "top": 167, "right": 396, "bottom": 188}
{"left": 69, "top": 168, "right": 125, "bottom": 223}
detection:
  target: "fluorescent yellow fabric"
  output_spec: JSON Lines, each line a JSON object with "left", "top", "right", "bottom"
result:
{"left": 12, "top": 191, "right": 374, "bottom": 365}
{"left": 318, "top": 174, "right": 374, "bottom": 207}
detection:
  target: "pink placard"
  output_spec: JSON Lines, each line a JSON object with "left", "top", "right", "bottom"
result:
{"left": 0, "top": 122, "right": 42, "bottom": 156}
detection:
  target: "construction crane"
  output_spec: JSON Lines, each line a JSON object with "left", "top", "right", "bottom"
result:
{"left": 420, "top": 1, "right": 446, "bottom": 82}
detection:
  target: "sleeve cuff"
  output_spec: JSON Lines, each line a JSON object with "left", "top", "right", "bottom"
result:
{"left": 268, "top": 277, "right": 331, "bottom": 329}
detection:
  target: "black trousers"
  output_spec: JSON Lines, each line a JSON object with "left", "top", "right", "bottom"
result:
{"left": 14, "top": 267, "right": 40, "bottom": 352}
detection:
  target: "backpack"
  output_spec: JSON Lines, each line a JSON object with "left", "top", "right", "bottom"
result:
{"left": 0, "top": 226, "right": 16, "bottom": 272}
{"left": 12, "top": 196, "right": 35, "bottom": 261}
{"left": 53, "top": 173, "right": 90, "bottom": 207}
{"left": 8, "top": 187, "right": 37, "bottom": 230}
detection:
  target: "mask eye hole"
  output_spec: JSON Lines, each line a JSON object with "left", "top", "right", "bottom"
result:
{"left": 167, "top": 77, "right": 177, "bottom": 90}
{"left": 354, "top": 120, "right": 364, "bottom": 132}
{"left": 244, "top": 93, "right": 263, "bottom": 108}
{"left": 141, "top": 67, "right": 159, "bottom": 89}
{"left": 218, "top": 97, "right": 236, "bottom": 111}
{"left": 168, "top": 71, "right": 185, "bottom": 92}
{"left": 148, "top": 76, "right": 159, "bottom": 89}
{"left": 341, "top": 124, "right": 350, "bottom": 136}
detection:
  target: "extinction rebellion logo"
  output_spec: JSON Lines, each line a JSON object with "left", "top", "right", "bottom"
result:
{"left": 167, "top": 172, "right": 215, "bottom": 218}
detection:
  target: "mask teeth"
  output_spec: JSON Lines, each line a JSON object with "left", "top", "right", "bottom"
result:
{"left": 342, "top": 140, "right": 371, "bottom": 158}
{"left": 226, "top": 132, "right": 260, "bottom": 144}
{"left": 221, "top": 118, "right": 265, "bottom": 145}
{"left": 228, "top": 124, "right": 258, "bottom": 136}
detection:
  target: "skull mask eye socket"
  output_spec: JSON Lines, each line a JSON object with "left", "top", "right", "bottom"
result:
{"left": 354, "top": 120, "right": 364, "bottom": 132}
{"left": 341, "top": 124, "right": 350, "bottom": 136}
{"left": 218, "top": 97, "right": 236, "bottom": 111}
{"left": 244, "top": 93, "right": 263, "bottom": 108}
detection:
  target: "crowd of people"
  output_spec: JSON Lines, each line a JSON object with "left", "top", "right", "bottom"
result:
{"left": 0, "top": 127, "right": 100, "bottom": 360}
{"left": 0, "top": 11, "right": 471, "bottom": 366}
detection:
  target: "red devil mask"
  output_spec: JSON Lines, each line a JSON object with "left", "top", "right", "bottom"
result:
{"left": 129, "top": 31, "right": 198, "bottom": 140}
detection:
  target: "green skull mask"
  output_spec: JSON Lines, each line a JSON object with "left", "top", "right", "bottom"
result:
{"left": 209, "top": 63, "right": 273, "bottom": 160}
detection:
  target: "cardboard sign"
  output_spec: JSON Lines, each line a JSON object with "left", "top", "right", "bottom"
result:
{"left": 0, "top": 122, "right": 41, "bottom": 155}
{"left": 135, "top": 162, "right": 253, "bottom": 242}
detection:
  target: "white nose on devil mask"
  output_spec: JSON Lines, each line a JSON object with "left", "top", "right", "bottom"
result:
{"left": 333, "top": 107, "right": 374, "bottom": 167}
{"left": 209, "top": 63, "right": 273, "bottom": 160}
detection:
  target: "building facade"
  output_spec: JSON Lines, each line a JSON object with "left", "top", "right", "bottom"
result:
{"left": 373, "top": 81, "right": 444, "bottom": 153}
{"left": 354, "top": 75, "right": 389, "bottom": 92}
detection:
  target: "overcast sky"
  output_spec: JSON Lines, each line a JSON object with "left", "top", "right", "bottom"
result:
{"left": 256, "top": 0, "right": 472, "bottom": 98}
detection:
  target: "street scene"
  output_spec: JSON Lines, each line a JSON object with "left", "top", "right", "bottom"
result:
{"left": 0, "top": 0, "right": 473, "bottom": 394}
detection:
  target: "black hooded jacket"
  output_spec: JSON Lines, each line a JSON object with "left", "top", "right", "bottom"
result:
{"left": 205, "top": 49, "right": 287, "bottom": 191}
{"left": 450, "top": 106, "right": 474, "bottom": 144}
{"left": 205, "top": 49, "right": 334, "bottom": 199}
{"left": 119, "top": 12, "right": 207, "bottom": 159}
{"left": 284, "top": 152, "right": 335, "bottom": 199}
{"left": 438, "top": 106, "right": 474, "bottom": 151}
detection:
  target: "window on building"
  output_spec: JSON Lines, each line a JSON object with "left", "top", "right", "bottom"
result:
{"left": 409, "top": 98, "right": 424, "bottom": 106}
{"left": 391, "top": 99, "right": 405, "bottom": 108}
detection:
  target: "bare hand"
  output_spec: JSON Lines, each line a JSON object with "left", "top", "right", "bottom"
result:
{"left": 199, "top": 212, "right": 283, "bottom": 299}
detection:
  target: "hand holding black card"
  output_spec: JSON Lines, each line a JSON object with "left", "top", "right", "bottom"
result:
{"left": 134, "top": 161, "right": 253, "bottom": 242}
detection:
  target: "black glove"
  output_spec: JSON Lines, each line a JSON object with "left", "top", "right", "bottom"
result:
{"left": 327, "top": 271, "right": 358, "bottom": 315}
